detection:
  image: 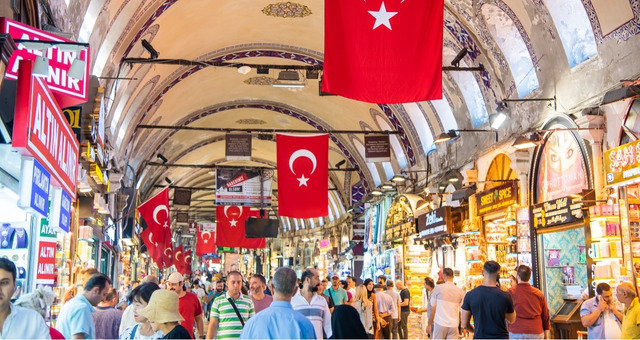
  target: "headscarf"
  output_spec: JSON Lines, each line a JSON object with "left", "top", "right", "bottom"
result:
{"left": 364, "top": 279, "right": 374, "bottom": 298}
{"left": 15, "top": 286, "right": 56, "bottom": 317}
{"left": 330, "top": 304, "right": 369, "bottom": 339}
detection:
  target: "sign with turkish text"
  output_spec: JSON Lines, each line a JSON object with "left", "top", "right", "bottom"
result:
{"left": 215, "top": 167, "right": 272, "bottom": 206}
{"left": 531, "top": 196, "right": 584, "bottom": 229}
{"left": 201, "top": 223, "right": 216, "bottom": 232}
{"left": 417, "top": 206, "right": 450, "bottom": 237}
{"left": 225, "top": 134, "right": 252, "bottom": 161}
{"left": 36, "top": 241, "right": 56, "bottom": 283}
{"left": 18, "top": 158, "right": 50, "bottom": 217}
{"left": 49, "top": 187, "right": 71, "bottom": 233}
{"left": 476, "top": 181, "right": 518, "bottom": 215}
{"left": 364, "top": 135, "right": 391, "bottom": 162}
{"left": 62, "top": 106, "right": 82, "bottom": 142}
{"left": 13, "top": 61, "right": 79, "bottom": 200}
{"left": 1, "top": 17, "right": 90, "bottom": 108}
{"left": 604, "top": 139, "right": 640, "bottom": 186}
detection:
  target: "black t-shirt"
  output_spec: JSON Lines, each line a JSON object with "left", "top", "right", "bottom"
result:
{"left": 400, "top": 288, "right": 410, "bottom": 312}
{"left": 461, "top": 285, "right": 514, "bottom": 339}
{"left": 163, "top": 325, "right": 193, "bottom": 339}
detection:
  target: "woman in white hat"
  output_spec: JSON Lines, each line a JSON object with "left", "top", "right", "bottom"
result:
{"left": 119, "top": 282, "right": 164, "bottom": 339}
{"left": 137, "top": 289, "right": 191, "bottom": 339}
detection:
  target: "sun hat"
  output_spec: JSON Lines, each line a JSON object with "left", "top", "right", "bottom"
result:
{"left": 167, "top": 272, "right": 184, "bottom": 284}
{"left": 137, "top": 290, "right": 184, "bottom": 323}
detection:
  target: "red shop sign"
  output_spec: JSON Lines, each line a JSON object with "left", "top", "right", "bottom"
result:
{"left": 13, "top": 60, "right": 79, "bottom": 200}
{"left": 1, "top": 17, "right": 90, "bottom": 108}
{"left": 36, "top": 241, "right": 57, "bottom": 282}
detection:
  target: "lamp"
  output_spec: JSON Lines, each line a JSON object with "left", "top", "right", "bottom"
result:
{"left": 381, "top": 183, "right": 394, "bottom": 190}
{"left": 512, "top": 133, "right": 541, "bottom": 150}
{"left": 165, "top": 177, "right": 173, "bottom": 185}
{"left": 14, "top": 39, "right": 90, "bottom": 79}
{"left": 32, "top": 50, "right": 49, "bottom": 76}
{"left": 237, "top": 66, "right": 251, "bottom": 74}
{"left": 488, "top": 102, "right": 509, "bottom": 129}
{"left": 391, "top": 174, "right": 407, "bottom": 182}
{"left": 435, "top": 129, "right": 498, "bottom": 143}
{"left": 371, "top": 189, "right": 383, "bottom": 196}
{"left": 141, "top": 39, "right": 159, "bottom": 59}
{"left": 67, "top": 58, "right": 85, "bottom": 80}
{"left": 451, "top": 48, "right": 468, "bottom": 67}
{"left": 157, "top": 153, "right": 168, "bottom": 163}
{"left": 335, "top": 160, "right": 346, "bottom": 169}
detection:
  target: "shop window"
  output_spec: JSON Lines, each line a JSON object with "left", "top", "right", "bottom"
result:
{"left": 544, "top": 0, "right": 598, "bottom": 68}
{"left": 481, "top": 4, "right": 539, "bottom": 98}
{"left": 621, "top": 99, "right": 640, "bottom": 145}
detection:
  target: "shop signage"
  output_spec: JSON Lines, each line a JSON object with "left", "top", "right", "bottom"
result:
{"left": 225, "top": 134, "right": 252, "bottom": 161}
{"left": 319, "top": 239, "right": 331, "bottom": 249}
{"left": 13, "top": 63, "right": 79, "bottom": 200}
{"left": 531, "top": 196, "right": 584, "bottom": 229}
{"left": 201, "top": 223, "right": 216, "bottom": 232}
{"left": 364, "top": 135, "right": 391, "bottom": 162}
{"left": 215, "top": 167, "right": 272, "bottom": 206}
{"left": 62, "top": 106, "right": 82, "bottom": 142}
{"left": 49, "top": 187, "right": 71, "bottom": 233}
{"left": 476, "top": 181, "right": 518, "bottom": 215}
{"left": 18, "top": 158, "right": 50, "bottom": 217}
{"left": 417, "top": 206, "right": 450, "bottom": 237}
{"left": 36, "top": 241, "right": 56, "bottom": 282}
{"left": 604, "top": 139, "right": 640, "bottom": 186}
{"left": 1, "top": 18, "right": 90, "bottom": 108}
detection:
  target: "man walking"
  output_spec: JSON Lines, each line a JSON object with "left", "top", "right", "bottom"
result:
{"left": 461, "top": 261, "right": 516, "bottom": 339}
{"left": 240, "top": 267, "right": 316, "bottom": 339}
{"left": 319, "top": 278, "right": 335, "bottom": 313}
{"left": 375, "top": 284, "right": 395, "bottom": 339}
{"left": 580, "top": 282, "right": 623, "bottom": 339}
{"left": 207, "top": 271, "right": 255, "bottom": 339}
{"left": 346, "top": 276, "right": 357, "bottom": 302}
{"left": 616, "top": 281, "right": 640, "bottom": 339}
{"left": 249, "top": 274, "right": 273, "bottom": 313}
{"left": 58, "top": 273, "right": 113, "bottom": 339}
{"left": 395, "top": 280, "right": 411, "bottom": 339}
{"left": 168, "top": 272, "right": 205, "bottom": 339}
{"left": 291, "top": 268, "right": 332, "bottom": 339}
{"left": 0, "top": 258, "right": 50, "bottom": 339}
{"left": 428, "top": 268, "right": 465, "bottom": 339}
{"left": 92, "top": 288, "right": 123, "bottom": 339}
{"left": 325, "top": 274, "right": 348, "bottom": 306}
{"left": 508, "top": 265, "right": 550, "bottom": 339}
{"left": 384, "top": 280, "right": 401, "bottom": 339}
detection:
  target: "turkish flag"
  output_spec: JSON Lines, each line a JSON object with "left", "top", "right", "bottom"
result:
{"left": 173, "top": 244, "right": 185, "bottom": 273}
{"left": 276, "top": 134, "right": 328, "bottom": 218}
{"left": 196, "top": 226, "right": 217, "bottom": 256}
{"left": 184, "top": 249, "right": 193, "bottom": 275}
{"left": 140, "top": 227, "right": 163, "bottom": 269}
{"left": 322, "top": 0, "right": 444, "bottom": 104}
{"left": 137, "top": 188, "right": 171, "bottom": 269}
{"left": 216, "top": 206, "right": 266, "bottom": 249}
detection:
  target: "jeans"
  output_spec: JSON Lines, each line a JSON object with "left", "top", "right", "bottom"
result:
{"left": 399, "top": 311, "right": 410, "bottom": 339}
{"left": 391, "top": 318, "right": 399, "bottom": 339}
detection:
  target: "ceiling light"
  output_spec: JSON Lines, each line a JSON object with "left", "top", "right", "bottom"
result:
{"left": 450, "top": 48, "right": 468, "bottom": 67}
{"left": 157, "top": 153, "right": 168, "bottom": 163}
{"left": 449, "top": 177, "right": 459, "bottom": 182}
{"left": 371, "top": 189, "right": 383, "bottom": 196}
{"left": 67, "top": 58, "right": 85, "bottom": 80}
{"left": 79, "top": 187, "right": 92, "bottom": 193}
{"left": 165, "top": 177, "right": 173, "bottom": 185}
{"left": 391, "top": 175, "right": 406, "bottom": 182}
{"left": 237, "top": 66, "right": 251, "bottom": 74}
{"left": 32, "top": 50, "right": 49, "bottom": 77}
{"left": 381, "top": 183, "right": 394, "bottom": 190}
{"left": 434, "top": 130, "right": 457, "bottom": 143}
{"left": 335, "top": 160, "right": 346, "bottom": 169}
{"left": 416, "top": 199, "right": 430, "bottom": 211}
{"left": 512, "top": 133, "right": 541, "bottom": 150}
{"left": 141, "top": 39, "right": 159, "bottom": 59}
{"left": 488, "top": 112, "right": 507, "bottom": 129}
{"left": 439, "top": 186, "right": 445, "bottom": 190}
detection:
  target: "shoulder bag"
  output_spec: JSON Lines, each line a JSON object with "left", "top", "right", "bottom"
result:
{"left": 227, "top": 297, "right": 245, "bottom": 326}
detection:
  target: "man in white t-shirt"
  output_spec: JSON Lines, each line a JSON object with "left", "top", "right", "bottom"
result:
{"left": 384, "top": 280, "right": 401, "bottom": 339}
{"left": 346, "top": 276, "right": 356, "bottom": 306}
{"left": 429, "top": 268, "right": 465, "bottom": 339}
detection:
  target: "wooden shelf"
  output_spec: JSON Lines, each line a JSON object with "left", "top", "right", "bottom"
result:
{"left": 591, "top": 257, "right": 622, "bottom": 261}
{"left": 592, "top": 235, "right": 622, "bottom": 241}
{"left": 591, "top": 216, "right": 620, "bottom": 221}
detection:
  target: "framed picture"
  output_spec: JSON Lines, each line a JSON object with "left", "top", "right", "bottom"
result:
{"left": 547, "top": 249, "right": 560, "bottom": 267}
{"left": 562, "top": 266, "right": 575, "bottom": 284}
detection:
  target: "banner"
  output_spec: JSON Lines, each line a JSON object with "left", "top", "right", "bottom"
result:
{"left": 215, "top": 167, "right": 272, "bottom": 206}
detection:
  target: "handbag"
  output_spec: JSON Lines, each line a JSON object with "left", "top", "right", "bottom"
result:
{"left": 227, "top": 298, "right": 245, "bottom": 326}
{"left": 603, "top": 309, "right": 622, "bottom": 339}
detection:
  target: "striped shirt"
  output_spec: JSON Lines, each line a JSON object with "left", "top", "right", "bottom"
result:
{"left": 210, "top": 292, "right": 255, "bottom": 339}
{"left": 291, "top": 292, "right": 332, "bottom": 339}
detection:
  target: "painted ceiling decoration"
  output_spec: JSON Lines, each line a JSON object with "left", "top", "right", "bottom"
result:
{"left": 42, "top": 0, "right": 640, "bottom": 224}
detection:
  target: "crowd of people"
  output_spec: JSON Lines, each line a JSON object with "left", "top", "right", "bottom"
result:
{"left": 2, "top": 257, "right": 640, "bottom": 339}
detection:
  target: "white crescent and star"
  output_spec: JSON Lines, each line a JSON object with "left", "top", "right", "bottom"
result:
{"left": 368, "top": 1, "right": 398, "bottom": 30}
{"left": 289, "top": 149, "right": 317, "bottom": 187}
{"left": 175, "top": 250, "right": 183, "bottom": 261}
{"left": 224, "top": 206, "right": 241, "bottom": 227}
{"left": 201, "top": 231, "right": 211, "bottom": 244}
{"left": 148, "top": 231, "right": 158, "bottom": 247}
{"left": 153, "top": 205, "right": 169, "bottom": 228}
{"left": 164, "top": 247, "right": 172, "bottom": 256}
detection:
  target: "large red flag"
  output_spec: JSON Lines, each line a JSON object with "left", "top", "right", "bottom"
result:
{"left": 216, "top": 206, "right": 266, "bottom": 249}
{"left": 173, "top": 244, "right": 185, "bottom": 273}
{"left": 276, "top": 134, "right": 328, "bottom": 218}
{"left": 184, "top": 249, "right": 193, "bottom": 275}
{"left": 137, "top": 188, "right": 171, "bottom": 269}
{"left": 140, "top": 227, "right": 163, "bottom": 269}
{"left": 322, "top": 0, "right": 444, "bottom": 104}
{"left": 196, "top": 225, "right": 217, "bottom": 256}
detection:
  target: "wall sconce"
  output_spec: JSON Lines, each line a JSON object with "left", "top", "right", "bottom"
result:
{"left": 435, "top": 129, "right": 498, "bottom": 144}
{"left": 488, "top": 102, "right": 509, "bottom": 129}
{"left": 512, "top": 133, "right": 542, "bottom": 150}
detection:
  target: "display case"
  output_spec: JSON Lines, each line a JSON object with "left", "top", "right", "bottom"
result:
{"left": 404, "top": 240, "right": 431, "bottom": 309}
{"left": 586, "top": 204, "right": 626, "bottom": 292}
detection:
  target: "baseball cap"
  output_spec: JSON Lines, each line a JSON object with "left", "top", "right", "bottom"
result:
{"left": 332, "top": 274, "right": 339, "bottom": 279}
{"left": 168, "top": 272, "right": 184, "bottom": 283}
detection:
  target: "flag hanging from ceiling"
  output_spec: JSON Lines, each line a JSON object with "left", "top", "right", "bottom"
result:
{"left": 196, "top": 225, "right": 217, "bottom": 256}
{"left": 184, "top": 249, "right": 193, "bottom": 275}
{"left": 173, "top": 244, "right": 185, "bottom": 274}
{"left": 322, "top": 0, "right": 444, "bottom": 104}
{"left": 276, "top": 134, "right": 328, "bottom": 218}
{"left": 216, "top": 206, "right": 266, "bottom": 249}
{"left": 140, "top": 227, "right": 163, "bottom": 269}
{"left": 137, "top": 187, "right": 171, "bottom": 269}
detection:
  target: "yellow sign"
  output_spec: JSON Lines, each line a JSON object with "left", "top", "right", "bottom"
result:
{"left": 604, "top": 139, "right": 640, "bottom": 186}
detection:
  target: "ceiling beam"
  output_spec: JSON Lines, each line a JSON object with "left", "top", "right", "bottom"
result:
{"left": 147, "top": 161, "right": 357, "bottom": 171}
{"left": 137, "top": 125, "right": 399, "bottom": 135}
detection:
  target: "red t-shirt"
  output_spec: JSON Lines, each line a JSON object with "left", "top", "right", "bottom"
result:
{"left": 179, "top": 291, "right": 202, "bottom": 338}
{"left": 50, "top": 326, "right": 65, "bottom": 339}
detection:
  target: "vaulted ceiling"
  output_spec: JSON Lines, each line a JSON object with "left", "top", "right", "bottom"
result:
{"left": 46, "top": 0, "right": 640, "bottom": 222}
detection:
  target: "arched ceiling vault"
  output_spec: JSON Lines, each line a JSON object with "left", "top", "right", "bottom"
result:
{"left": 45, "top": 0, "right": 640, "bottom": 216}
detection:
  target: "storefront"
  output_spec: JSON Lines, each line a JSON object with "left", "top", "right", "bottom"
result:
{"left": 529, "top": 115, "right": 593, "bottom": 318}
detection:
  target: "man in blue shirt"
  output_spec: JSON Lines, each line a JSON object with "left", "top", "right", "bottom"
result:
{"left": 580, "top": 282, "right": 623, "bottom": 339}
{"left": 325, "top": 274, "right": 348, "bottom": 306}
{"left": 240, "top": 267, "right": 315, "bottom": 339}
{"left": 57, "top": 273, "right": 112, "bottom": 339}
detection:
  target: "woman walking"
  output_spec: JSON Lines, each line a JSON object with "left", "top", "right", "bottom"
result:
{"left": 119, "top": 282, "right": 164, "bottom": 339}
{"left": 354, "top": 285, "right": 375, "bottom": 338}
{"left": 137, "top": 289, "right": 191, "bottom": 339}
